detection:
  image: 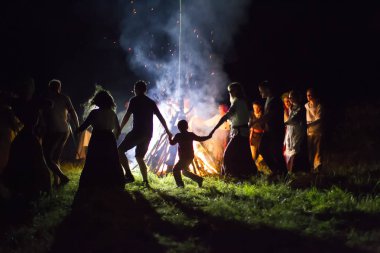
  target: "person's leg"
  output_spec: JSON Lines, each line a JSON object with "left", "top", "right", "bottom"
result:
{"left": 118, "top": 132, "right": 137, "bottom": 181}
{"left": 182, "top": 165, "right": 203, "bottom": 187}
{"left": 258, "top": 135, "right": 277, "bottom": 174}
{"left": 135, "top": 136, "right": 151, "bottom": 183}
{"left": 172, "top": 161, "right": 184, "bottom": 187}
{"left": 307, "top": 133, "right": 321, "bottom": 172}
{"left": 223, "top": 136, "right": 240, "bottom": 177}
{"left": 43, "top": 133, "right": 67, "bottom": 185}
{"left": 52, "top": 132, "right": 70, "bottom": 183}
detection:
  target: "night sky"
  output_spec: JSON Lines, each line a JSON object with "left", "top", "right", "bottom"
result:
{"left": 1, "top": 0, "right": 379, "bottom": 111}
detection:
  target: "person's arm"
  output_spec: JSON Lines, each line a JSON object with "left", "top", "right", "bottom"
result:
{"left": 67, "top": 97, "right": 80, "bottom": 129}
{"left": 168, "top": 134, "right": 178, "bottom": 145}
{"left": 307, "top": 103, "right": 322, "bottom": 126}
{"left": 154, "top": 105, "right": 172, "bottom": 138}
{"left": 284, "top": 108, "right": 290, "bottom": 122}
{"left": 285, "top": 106, "right": 300, "bottom": 126}
{"left": 193, "top": 133, "right": 212, "bottom": 142}
{"left": 209, "top": 113, "right": 228, "bottom": 136}
{"left": 76, "top": 111, "right": 93, "bottom": 133}
{"left": 113, "top": 112, "right": 121, "bottom": 139}
{"left": 120, "top": 111, "right": 132, "bottom": 131}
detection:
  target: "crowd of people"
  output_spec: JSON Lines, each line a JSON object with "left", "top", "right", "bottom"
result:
{"left": 0, "top": 78, "right": 324, "bottom": 204}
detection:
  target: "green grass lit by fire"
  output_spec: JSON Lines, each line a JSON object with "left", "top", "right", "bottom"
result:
{"left": 1, "top": 162, "right": 379, "bottom": 253}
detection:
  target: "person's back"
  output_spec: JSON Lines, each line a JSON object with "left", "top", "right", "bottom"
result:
{"left": 86, "top": 108, "right": 118, "bottom": 132}
{"left": 40, "top": 79, "right": 79, "bottom": 186}
{"left": 118, "top": 80, "right": 172, "bottom": 185}
{"left": 264, "top": 96, "right": 285, "bottom": 138}
{"left": 169, "top": 120, "right": 209, "bottom": 187}
{"left": 75, "top": 90, "right": 124, "bottom": 194}
{"left": 44, "top": 91, "right": 73, "bottom": 133}
{"left": 172, "top": 131, "right": 199, "bottom": 160}
{"left": 127, "top": 94, "right": 158, "bottom": 136}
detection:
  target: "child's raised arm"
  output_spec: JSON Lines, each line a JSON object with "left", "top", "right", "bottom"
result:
{"left": 193, "top": 133, "right": 212, "bottom": 142}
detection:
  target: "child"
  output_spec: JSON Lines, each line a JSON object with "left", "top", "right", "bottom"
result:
{"left": 169, "top": 119, "right": 212, "bottom": 187}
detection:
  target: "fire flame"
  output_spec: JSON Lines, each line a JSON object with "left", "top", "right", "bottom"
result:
{"left": 146, "top": 100, "right": 229, "bottom": 176}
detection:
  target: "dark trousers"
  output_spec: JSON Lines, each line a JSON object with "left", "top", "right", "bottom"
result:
{"left": 259, "top": 133, "right": 287, "bottom": 175}
{"left": 173, "top": 158, "right": 202, "bottom": 187}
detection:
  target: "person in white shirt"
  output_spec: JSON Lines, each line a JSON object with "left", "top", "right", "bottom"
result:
{"left": 210, "top": 82, "right": 257, "bottom": 178}
{"left": 305, "top": 88, "right": 323, "bottom": 173}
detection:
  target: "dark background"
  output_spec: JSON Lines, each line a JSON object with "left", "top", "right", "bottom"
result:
{"left": 1, "top": 0, "right": 379, "bottom": 110}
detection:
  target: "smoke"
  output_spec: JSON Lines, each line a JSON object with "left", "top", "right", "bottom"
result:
{"left": 119, "top": 0, "right": 251, "bottom": 120}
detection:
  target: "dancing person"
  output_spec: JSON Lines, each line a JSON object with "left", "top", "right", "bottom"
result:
{"left": 282, "top": 92, "right": 291, "bottom": 122}
{"left": 305, "top": 88, "right": 323, "bottom": 173}
{"left": 41, "top": 79, "right": 79, "bottom": 186}
{"left": 281, "top": 91, "right": 291, "bottom": 164}
{"left": 210, "top": 82, "right": 257, "bottom": 178}
{"left": 118, "top": 80, "right": 172, "bottom": 186}
{"left": 0, "top": 94, "right": 21, "bottom": 174}
{"left": 75, "top": 89, "right": 125, "bottom": 192}
{"left": 249, "top": 101, "right": 271, "bottom": 175}
{"left": 168, "top": 119, "right": 211, "bottom": 187}
{"left": 255, "top": 80, "right": 287, "bottom": 176}
{"left": 284, "top": 90, "right": 308, "bottom": 173}
{"left": 2, "top": 77, "right": 51, "bottom": 200}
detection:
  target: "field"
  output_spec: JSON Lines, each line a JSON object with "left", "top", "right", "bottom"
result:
{"left": 0, "top": 161, "right": 379, "bottom": 253}
{"left": 0, "top": 103, "right": 379, "bottom": 253}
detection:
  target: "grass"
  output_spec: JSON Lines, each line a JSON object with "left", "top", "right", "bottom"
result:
{"left": 0, "top": 161, "right": 379, "bottom": 253}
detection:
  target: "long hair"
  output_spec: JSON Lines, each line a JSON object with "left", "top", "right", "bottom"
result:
{"left": 228, "top": 82, "right": 250, "bottom": 110}
{"left": 81, "top": 85, "right": 116, "bottom": 121}
{"left": 228, "top": 82, "right": 246, "bottom": 100}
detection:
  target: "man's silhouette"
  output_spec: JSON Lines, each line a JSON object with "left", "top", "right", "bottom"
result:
{"left": 118, "top": 80, "right": 171, "bottom": 186}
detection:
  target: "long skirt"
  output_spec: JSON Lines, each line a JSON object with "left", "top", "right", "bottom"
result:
{"left": 222, "top": 134, "right": 257, "bottom": 178}
{"left": 78, "top": 130, "right": 125, "bottom": 191}
{"left": 2, "top": 129, "right": 51, "bottom": 200}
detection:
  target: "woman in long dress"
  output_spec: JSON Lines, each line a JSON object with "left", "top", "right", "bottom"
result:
{"left": 2, "top": 78, "right": 51, "bottom": 200}
{"left": 284, "top": 90, "right": 308, "bottom": 173}
{"left": 76, "top": 90, "right": 125, "bottom": 192}
{"left": 210, "top": 82, "right": 257, "bottom": 178}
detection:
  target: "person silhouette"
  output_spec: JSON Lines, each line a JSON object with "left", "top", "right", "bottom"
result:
{"left": 284, "top": 90, "right": 308, "bottom": 173}
{"left": 118, "top": 80, "right": 172, "bottom": 186}
{"left": 75, "top": 89, "right": 125, "bottom": 191}
{"left": 168, "top": 119, "right": 211, "bottom": 187}
{"left": 210, "top": 82, "right": 257, "bottom": 178}
{"left": 255, "top": 80, "right": 287, "bottom": 176}
{"left": 305, "top": 88, "right": 323, "bottom": 173}
{"left": 2, "top": 77, "right": 51, "bottom": 200}
{"left": 41, "top": 79, "right": 79, "bottom": 186}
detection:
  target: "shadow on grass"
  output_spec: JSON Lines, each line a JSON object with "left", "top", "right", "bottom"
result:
{"left": 288, "top": 173, "right": 380, "bottom": 195}
{"left": 154, "top": 189, "right": 364, "bottom": 253}
{"left": 315, "top": 210, "right": 380, "bottom": 231}
{"left": 50, "top": 189, "right": 166, "bottom": 253}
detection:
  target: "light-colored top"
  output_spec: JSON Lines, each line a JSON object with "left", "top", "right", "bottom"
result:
{"left": 305, "top": 102, "right": 322, "bottom": 124}
{"left": 284, "top": 104, "right": 306, "bottom": 155}
{"left": 225, "top": 98, "right": 250, "bottom": 137}
{"left": 78, "top": 108, "right": 120, "bottom": 134}
{"left": 45, "top": 93, "right": 76, "bottom": 133}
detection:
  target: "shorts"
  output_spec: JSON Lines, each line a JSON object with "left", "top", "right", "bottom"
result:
{"left": 118, "top": 131, "right": 151, "bottom": 158}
